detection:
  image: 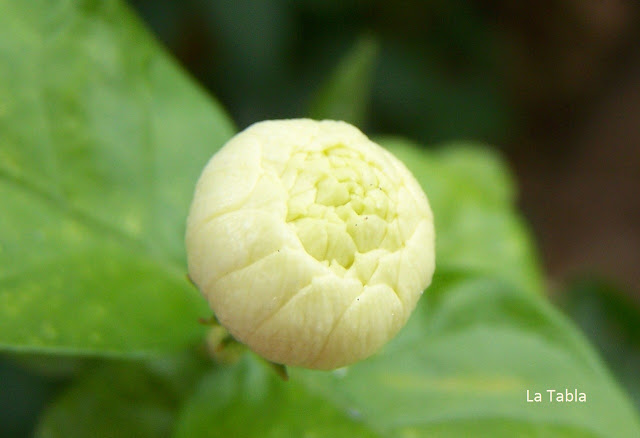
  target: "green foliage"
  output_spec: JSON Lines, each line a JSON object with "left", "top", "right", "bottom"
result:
{"left": 34, "top": 353, "right": 209, "bottom": 438}
{"left": 0, "top": 0, "right": 235, "bottom": 356}
{"left": 378, "top": 139, "right": 544, "bottom": 296}
{"left": 35, "top": 363, "right": 176, "bottom": 438}
{"left": 559, "top": 277, "right": 640, "bottom": 411}
{"left": 173, "top": 356, "right": 379, "bottom": 438}
{"left": 0, "top": 0, "right": 638, "bottom": 437}
{"left": 292, "top": 278, "right": 638, "bottom": 437}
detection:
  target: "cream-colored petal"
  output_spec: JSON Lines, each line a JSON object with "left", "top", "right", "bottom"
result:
{"left": 249, "top": 275, "right": 363, "bottom": 367}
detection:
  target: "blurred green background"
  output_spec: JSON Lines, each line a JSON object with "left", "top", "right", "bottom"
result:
{"left": 2, "top": 0, "right": 639, "bottom": 436}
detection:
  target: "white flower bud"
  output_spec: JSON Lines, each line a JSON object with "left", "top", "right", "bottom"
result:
{"left": 186, "top": 119, "right": 435, "bottom": 370}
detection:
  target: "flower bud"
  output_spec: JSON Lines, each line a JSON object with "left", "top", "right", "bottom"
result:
{"left": 186, "top": 119, "right": 435, "bottom": 369}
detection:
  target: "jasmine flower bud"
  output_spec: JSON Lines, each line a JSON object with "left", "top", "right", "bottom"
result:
{"left": 186, "top": 119, "right": 435, "bottom": 369}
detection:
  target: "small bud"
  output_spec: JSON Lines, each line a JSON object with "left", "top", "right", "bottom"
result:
{"left": 186, "top": 119, "right": 435, "bottom": 370}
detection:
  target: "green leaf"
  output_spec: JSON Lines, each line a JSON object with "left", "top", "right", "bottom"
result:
{"left": 0, "top": 0, "right": 235, "bottom": 356}
{"left": 172, "top": 277, "right": 640, "bottom": 437}
{"left": 172, "top": 355, "right": 380, "bottom": 438}
{"left": 379, "top": 138, "right": 544, "bottom": 295}
{"left": 34, "top": 354, "right": 210, "bottom": 438}
{"left": 308, "top": 36, "right": 378, "bottom": 126}
{"left": 35, "top": 365, "right": 172, "bottom": 438}
{"left": 291, "top": 277, "right": 640, "bottom": 437}
{"left": 559, "top": 277, "right": 640, "bottom": 411}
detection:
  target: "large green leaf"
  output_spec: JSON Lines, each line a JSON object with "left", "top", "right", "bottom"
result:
{"left": 294, "top": 278, "right": 639, "bottom": 437}
{"left": 173, "top": 356, "right": 379, "bottom": 438}
{"left": 0, "top": 0, "right": 235, "bottom": 356}
{"left": 33, "top": 354, "right": 202, "bottom": 438}
{"left": 172, "top": 277, "right": 639, "bottom": 437}
{"left": 379, "top": 138, "right": 544, "bottom": 295}
{"left": 35, "top": 365, "right": 174, "bottom": 438}
{"left": 33, "top": 352, "right": 211, "bottom": 438}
